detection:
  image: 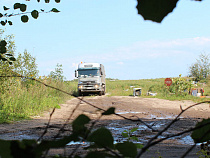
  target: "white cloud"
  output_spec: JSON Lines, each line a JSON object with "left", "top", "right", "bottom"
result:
{"left": 59, "top": 37, "right": 210, "bottom": 65}
{"left": 37, "top": 37, "right": 210, "bottom": 80}
{"left": 117, "top": 62, "right": 124, "bottom": 65}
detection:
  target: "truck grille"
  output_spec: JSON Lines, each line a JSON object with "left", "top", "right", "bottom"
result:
{"left": 82, "top": 81, "right": 96, "bottom": 83}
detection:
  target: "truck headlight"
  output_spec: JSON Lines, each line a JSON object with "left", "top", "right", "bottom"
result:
{"left": 95, "top": 85, "right": 99, "bottom": 88}
{"left": 78, "top": 85, "right": 83, "bottom": 89}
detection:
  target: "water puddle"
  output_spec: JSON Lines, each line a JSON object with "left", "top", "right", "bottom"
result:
{"left": 104, "top": 120, "right": 195, "bottom": 146}
{"left": 116, "top": 111, "right": 141, "bottom": 115}
{"left": 178, "top": 135, "right": 194, "bottom": 145}
{"left": 149, "top": 114, "right": 176, "bottom": 119}
{"left": 0, "top": 131, "right": 39, "bottom": 140}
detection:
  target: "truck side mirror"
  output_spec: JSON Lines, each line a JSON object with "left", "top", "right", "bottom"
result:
{"left": 75, "top": 70, "right": 78, "bottom": 78}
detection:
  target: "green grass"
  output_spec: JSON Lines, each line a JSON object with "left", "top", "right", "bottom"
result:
{"left": 0, "top": 77, "right": 209, "bottom": 123}
{"left": 0, "top": 78, "right": 75, "bottom": 123}
{"left": 106, "top": 78, "right": 210, "bottom": 102}
{"left": 106, "top": 78, "right": 164, "bottom": 96}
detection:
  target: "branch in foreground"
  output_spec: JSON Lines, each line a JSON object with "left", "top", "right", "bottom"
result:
{"left": 136, "top": 101, "right": 210, "bottom": 158}
{"left": 0, "top": 75, "right": 156, "bottom": 131}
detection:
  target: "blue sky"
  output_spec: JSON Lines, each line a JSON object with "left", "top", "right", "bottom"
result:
{"left": 1, "top": 0, "right": 210, "bottom": 80}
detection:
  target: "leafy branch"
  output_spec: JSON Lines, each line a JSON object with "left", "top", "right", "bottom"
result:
{"left": 0, "top": 1, "right": 60, "bottom": 25}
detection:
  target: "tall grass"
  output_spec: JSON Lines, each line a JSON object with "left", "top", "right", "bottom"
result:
{"left": 0, "top": 77, "right": 76, "bottom": 123}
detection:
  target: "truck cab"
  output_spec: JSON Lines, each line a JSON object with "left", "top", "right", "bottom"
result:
{"left": 75, "top": 63, "right": 106, "bottom": 96}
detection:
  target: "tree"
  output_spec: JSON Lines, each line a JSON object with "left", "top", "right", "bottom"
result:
{"left": 13, "top": 50, "right": 39, "bottom": 78}
{"left": 49, "top": 63, "right": 65, "bottom": 81}
{"left": 189, "top": 53, "right": 210, "bottom": 82}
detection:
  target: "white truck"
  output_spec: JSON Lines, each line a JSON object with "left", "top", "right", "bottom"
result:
{"left": 75, "top": 63, "right": 106, "bottom": 96}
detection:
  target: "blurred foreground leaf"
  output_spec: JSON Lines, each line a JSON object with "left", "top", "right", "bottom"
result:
{"left": 115, "top": 141, "right": 137, "bottom": 157}
{"left": 87, "top": 127, "right": 114, "bottom": 149}
{"left": 136, "top": 0, "right": 178, "bottom": 23}
{"left": 191, "top": 118, "right": 210, "bottom": 143}
{"left": 102, "top": 107, "right": 115, "bottom": 115}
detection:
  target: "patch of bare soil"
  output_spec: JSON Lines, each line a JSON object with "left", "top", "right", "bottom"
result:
{"left": 0, "top": 96, "right": 209, "bottom": 157}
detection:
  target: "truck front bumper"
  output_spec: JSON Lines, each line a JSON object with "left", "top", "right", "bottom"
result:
{"left": 78, "top": 84, "right": 102, "bottom": 92}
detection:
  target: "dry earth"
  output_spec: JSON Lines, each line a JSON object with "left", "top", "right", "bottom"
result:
{"left": 0, "top": 96, "right": 210, "bottom": 157}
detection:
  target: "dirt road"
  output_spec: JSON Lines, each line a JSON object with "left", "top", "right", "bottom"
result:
{"left": 0, "top": 96, "right": 209, "bottom": 157}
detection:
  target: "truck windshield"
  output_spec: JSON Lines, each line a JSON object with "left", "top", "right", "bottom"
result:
{"left": 78, "top": 69, "right": 100, "bottom": 77}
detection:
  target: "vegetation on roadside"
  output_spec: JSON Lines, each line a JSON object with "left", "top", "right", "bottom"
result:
{"left": 105, "top": 76, "right": 210, "bottom": 102}
{"left": 0, "top": 31, "right": 74, "bottom": 123}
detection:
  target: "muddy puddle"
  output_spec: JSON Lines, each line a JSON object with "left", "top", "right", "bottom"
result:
{"left": 103, "top": 119, "right": 195, "bottom": 146}
{"left": 67, "top": 118, "right": 196, "bottom": 146}
{"left": 0, "top": 131, "right": 39, "bottom": 140}
{"left": 0, "top": 118, "right": 197, "bottom": 148}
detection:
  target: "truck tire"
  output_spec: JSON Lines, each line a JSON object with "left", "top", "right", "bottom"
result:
{"left": 99, "top": 91, "right": 102, "bottom": 96}
{"left": 78, "top": 90, "right": 82, "bottom": 96}
{"left": 102, "top": 87, "right": 106, "bottom": 95}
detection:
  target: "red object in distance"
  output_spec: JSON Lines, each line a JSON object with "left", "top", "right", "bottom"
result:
{"left": 165, "top": 78, "right": 172, "bottom": 86}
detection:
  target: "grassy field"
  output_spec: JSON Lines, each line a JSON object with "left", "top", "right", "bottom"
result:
{"left": 0, "top": 78, "right": 75, "bottom": 123}
{"left": 66, "top": 77, "right": 210, "bottom": 101}
{"left": 106, "top": 78, "right": 210, "bottom": 101}
{"left": 0, "top": 77, "right": 209, "bottom": 123}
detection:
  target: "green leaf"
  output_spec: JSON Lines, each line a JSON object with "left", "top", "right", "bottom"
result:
{"left": 1, "top": 21, "right": 6, "bottom": 26}
{"left": 3, "top": 6, "right": 10, "bottom": 11}
{"left": 10, "top": 140, "right": 39, "bottom": 158}
{"left": 115, "top": 142, "right": 137, "bottom": 158}
{"left": 31, "top": 10, "right": 39, "bottom": 19}
{"left": 14, "top": 3, "right": 21, "bottom": 9}
{"left": 5, "top": 54, "right": 13, "bottom": 56}
{"left": 136, "top": 0, "right": 178, "bottom": 23}
{"left": 0, "top": 47, "right": 6, "bottom": 54}
{"left": 9, "top": 57, "right": 16, "bottom": 61}
{"left": 0, "top": 140, "right": 13, "bottom": 158}
{"left": 87, "top": 127, "right": 114, "bottom": 149}
{"left": 45, "top": 0, "right": 50, "bottom": 3}
{"left": 135, "top": 143, "right": 144, "bottom": 149}
{"left": 85, "top": 151, "right": 108, "bottom": 158}
{"left": 0, "top": 40, "right": 7, "bottom": 46}
{"left": 8, "top": 21, "right": 12, "bottom": 25}
{"left": 55, "top": 0, "right": 61, "bottom": 3}
{"left": 21, "top": 15, "right": 29, "bottom": 23}
{"left": 51, "top": 8, "right": 60, "bottom": 13}
{"left": 0, "top": 13, "right": 3, "bottom": 18}
{"left": 122, "top": 131, "right": 129, "bottom": 138}
{"left": 72, "top": 114, "right": 90, "bottom": 132}
{"left": 130, "top": 127, "right": 138, "bottom": 133}
{"left": 191, "top": 118, "right": 210, "bottom": 143}
{"left": 20, "top": 4, "right": 27, "bottom": 12}
{"left": 1, "top": 57, "right": 7, "bottom": 61}
{"left": 130, "top": 136, "right": 138, "bottom": 141}
{"left": 102, "top": 107, "right": 115, "bottom": 115}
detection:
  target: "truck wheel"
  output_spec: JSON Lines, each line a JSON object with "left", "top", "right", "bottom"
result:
{"left": 102, "top": 87, "right": 105, "bottom": 95}
{"left": 99, "top": 91, "right": 102, "bottom": 96}
{"left": 78, "top": 90, "right": 82, "bottom": 96}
